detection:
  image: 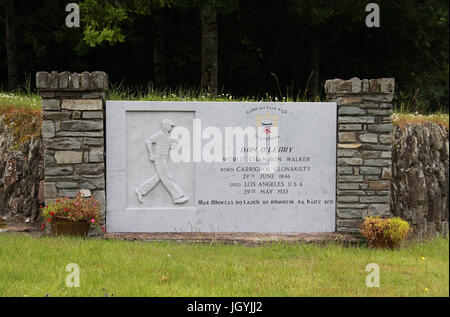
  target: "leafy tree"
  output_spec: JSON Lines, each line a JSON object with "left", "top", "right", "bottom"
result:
{"left": 80, "top": 0, "right": 238, "bottom": 91}
{"left": 192, "top": 0, "right": 239, "bottom": 92}
{"left": 81, "top": 0, "right": 164, "bottom": 46}
{"left": 287, "top": 0, "right": 367, "bottom": 97}
{"left": 0, "top": 0, "right": 18, "bottom": 90}
{"left": 0, "top": 0, "right": 447, "bottom": 111}
{"left": 80, "top": 0, "right": 171, "bottom": 85}
{"left": 388, "top": 0, "right": 449, "bottom": 111}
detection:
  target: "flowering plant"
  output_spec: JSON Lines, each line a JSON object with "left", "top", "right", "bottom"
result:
{"left": 41, "top": 192, "right": 102, "bottom": 227}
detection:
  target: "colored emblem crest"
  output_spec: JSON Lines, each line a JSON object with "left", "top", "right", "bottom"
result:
{"left": 256, "top": 111, "right": 278, "bottom": 134}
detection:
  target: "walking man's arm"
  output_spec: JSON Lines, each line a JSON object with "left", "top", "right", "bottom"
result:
{"left": 146, "top": 140, "right": 155, "bottom": 161}
{"left": 146, "top": 134, "right": 158, "bottom": 162}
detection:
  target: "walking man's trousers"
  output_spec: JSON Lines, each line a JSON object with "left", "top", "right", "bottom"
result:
{"left": 138, "top": 156, "right": 184, "bottom": 201}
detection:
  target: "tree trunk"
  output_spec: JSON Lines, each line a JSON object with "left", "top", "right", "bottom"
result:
{"left": 152, "top": 8, "right": 166, "bottom": 86}
{"left": 200, "top": 7, "right": 218, "bottom": 93}
{"left": 308, "top": 36, "right": 320, "bottom": 100}
{"left": 4, "top": 0, "right": 18, "bottom": 90}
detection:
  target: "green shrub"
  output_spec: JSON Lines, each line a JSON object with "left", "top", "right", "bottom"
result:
{"left": 383, "top": 217, "right": 412, "bottom": 247}
{"left": 360, "top": 216, "right": 411, "bottom": 249}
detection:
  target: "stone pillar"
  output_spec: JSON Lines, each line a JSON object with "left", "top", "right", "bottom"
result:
{"left": 325, "top": 78, "right": 395, "bottom": 233}
{"left": 36, "top": 71, "right": 108, "bottom": 217}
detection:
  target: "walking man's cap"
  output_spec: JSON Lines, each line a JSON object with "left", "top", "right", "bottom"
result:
{"left": 162, "top": 119, "right": 175, "bottom": 126}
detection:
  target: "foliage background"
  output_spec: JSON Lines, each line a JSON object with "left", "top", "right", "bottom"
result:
{"left": 0, "top": 0, "right": 448, "bottom": 112}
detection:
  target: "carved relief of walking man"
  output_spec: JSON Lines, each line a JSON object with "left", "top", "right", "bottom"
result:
{"left": 136, "top": 119, "right": 189, "bottom": 204}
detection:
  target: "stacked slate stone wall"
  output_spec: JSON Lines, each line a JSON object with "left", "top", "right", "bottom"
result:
{"left": 325, "top": 78, "right": 394, "bottom": 233}
{"left": 392, "top": 123, "right": 449, "bottom": 238}
{"left": 0, "top": 121, "right": 44, "bottom": 220}
{"left": 36, "top": 71, "right": 108, "bottom": 217}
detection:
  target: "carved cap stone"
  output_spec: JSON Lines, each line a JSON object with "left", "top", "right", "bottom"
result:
{"left": 325, "top": 78, "right": 394, "bottom": 95}
{"left": 36, "top": 71, "right": 108, "bottom": 91}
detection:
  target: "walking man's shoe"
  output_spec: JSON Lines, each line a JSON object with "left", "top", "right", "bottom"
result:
{"left": 174, "top": 195, "right": 189, "bottom": 204}
{"left": 136, "top": 188, "right": 144, "bottom": 204}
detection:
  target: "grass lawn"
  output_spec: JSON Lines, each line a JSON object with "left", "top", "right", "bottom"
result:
{"left": 393, "top": 112, "right": 449, "bottom": 130}
{"left": 0, "top": 234, "right": 448, "bottom": 297}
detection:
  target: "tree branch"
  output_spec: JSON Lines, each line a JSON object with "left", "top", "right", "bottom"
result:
{"left": 324, "top": 33, "right": 342, "bottom": 47}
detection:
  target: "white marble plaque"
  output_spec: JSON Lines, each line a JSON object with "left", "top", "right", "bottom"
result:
{"left": 106, "top": 101, "right": 337, "bottom": 233}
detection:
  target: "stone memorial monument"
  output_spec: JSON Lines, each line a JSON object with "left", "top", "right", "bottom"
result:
{"left": 36, "top": 72, "right": 394, "bottom": 235}
{"left": 106, "top": 101, "right": 337, "bottom": 233}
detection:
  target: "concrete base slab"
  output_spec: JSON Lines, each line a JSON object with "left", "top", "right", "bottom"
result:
{"left": 105, "top": 232, "right": 361, "bottom": 246}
